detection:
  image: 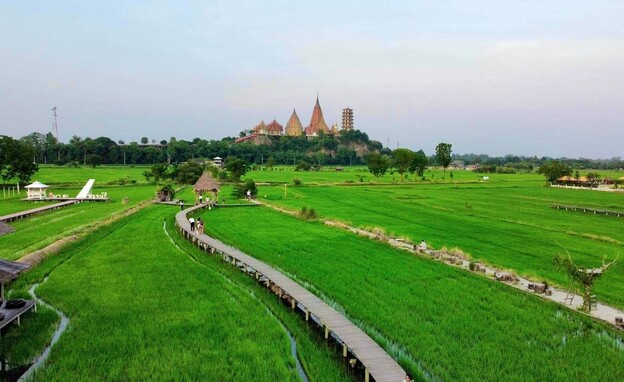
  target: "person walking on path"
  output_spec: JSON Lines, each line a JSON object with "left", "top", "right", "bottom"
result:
{"left": 199, "top": 195, "right": 203, "bottom": 204}
{"left": 418, "top": 240, "right": 427, "bottom": 253}
{"left": 189, "top": 217, "right": 195, "bottom": 232}
{"left": 196, "top": 218, "right": 203, "bottom": 235}
{"left": 179, "top": 200, "right": 184, "bottom": 210}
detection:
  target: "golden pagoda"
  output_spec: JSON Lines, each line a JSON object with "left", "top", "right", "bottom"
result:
{"left": 285, "top": 109, "right": 304, "bottom": 136}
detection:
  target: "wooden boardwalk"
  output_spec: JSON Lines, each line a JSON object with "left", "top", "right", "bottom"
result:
{"left": 552, "top": 204, "right": 624, "bottom": 218}
{"left": 0, "top": 301, "right": 36, "bottom": 331}
{"left": 0, "top": 201, "right": 77, "bottom": 223}
{"left": 175, "top": 205, "right": 406, "bottom": 382}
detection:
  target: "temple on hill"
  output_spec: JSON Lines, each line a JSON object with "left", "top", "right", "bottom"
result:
{"left": 246, "top": 96, "right": 351, "bottom": 140}
{"left": 285, "top": 109, "right": 304, "bottom": 136}
{"left": 305, "top": 96, "right": 330, "bottom": 136}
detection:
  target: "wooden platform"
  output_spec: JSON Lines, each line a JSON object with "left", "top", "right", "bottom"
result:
{"left": 0, "top": 201, "right": 78, "bottom": 223}
{"left": 0, "top": 300, "right": 36, "bottom": 331}
{"left": 176, "top": 205, "right": 406, "bottom": 382}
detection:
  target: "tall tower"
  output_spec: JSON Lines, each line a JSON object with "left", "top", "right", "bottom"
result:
{"left": 341, "top": 107, "right": 353, "bottom": 130}
{"left": 306, "top": 96, "right": 330, "bottom": 136}
{"left": 52, "top": 107, "right": 59, "bottom": 140}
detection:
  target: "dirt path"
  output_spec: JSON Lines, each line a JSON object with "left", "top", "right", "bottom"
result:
{"left": 259, "top": 201, "right": 624, "bottom": 330}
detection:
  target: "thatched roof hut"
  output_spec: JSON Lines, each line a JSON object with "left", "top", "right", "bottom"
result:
{"left": 193, "top": 172, "right": 220, "bottom": 193}
{"left": 193, "top": 172, "right": 220, "bottom": 204}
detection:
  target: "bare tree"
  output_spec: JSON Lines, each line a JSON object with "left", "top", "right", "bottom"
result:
{"left": 554, "top": 251, "right": 619, "bottom": 312}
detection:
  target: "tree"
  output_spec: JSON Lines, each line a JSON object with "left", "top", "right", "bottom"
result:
{"left": 435, "top": 143, "right": 452, "bottom": 180}
{"left": 142, "top": 170, "right": 153, "bottom": 182}
{"left": 151, "top": 163, "right": 167, "bottom": 182}
{"left": 586, "top": 172, "right": 601, "bottom": 187}
{"left": 232, "top": 179, "right": 257, "bottom": 199}
{"left": 86, "top": 154, "right": 102, "bottom": 168}
{"left": 366, "top": 153, "right": 389, "bottom": 178}
{"left": 141, "top": 137, "right": 149, "bottom": 144}
{"left": 266, "top": 156, "right": 276, "bottom": 170}
{"left": 392, "top": 148, "right": 415, "bottom": 182}
{"left": 0, "top": 135, "right": 39, "bottom": 183}
{"left": 554, "top": 252, "right": 618, "bottom": 312}
{"left": 225, "top": 157, "right": 249, "bottom": 181}
{"left": 410, "top": 149, "right": 428, "bottom": 177}
{"left": 537, "top": 161, "right": 572, "bottom": 183}
{"left": 176, "top": 161, "right": 203, "bottom": 184}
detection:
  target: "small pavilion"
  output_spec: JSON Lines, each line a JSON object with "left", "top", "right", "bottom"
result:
{"left": 24, "top": 181, "right": 49, "bottom": 200}
{"left": 193, "top": 172, "right": 220, "bottom": 205}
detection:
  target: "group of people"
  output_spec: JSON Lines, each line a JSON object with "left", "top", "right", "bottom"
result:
{"left": 188, "top": 217, "right": 204, "bottom": 234}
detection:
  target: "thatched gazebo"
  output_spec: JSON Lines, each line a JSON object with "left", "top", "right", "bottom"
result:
{"left": 193, "top": 172, "right": 220, "bottom": 205}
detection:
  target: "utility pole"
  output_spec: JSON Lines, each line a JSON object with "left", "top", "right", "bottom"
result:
{"left": 52, "top": 107, "right": 60, "bottom": 160}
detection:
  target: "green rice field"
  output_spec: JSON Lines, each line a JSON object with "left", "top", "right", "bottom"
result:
{"left": 201, "top": 206, "right": 624, "bottom": 381}
{"left": 3, "top": 167, "right": 624, "bottom": 381}
{"left": 0, "top": 185, "right": 156, "bottom": 261}
{"left": 257, "top": 182, "right": 624, "bottom": 309}
{"left": 6, "top": 206, "right": 351, "bottom": 381}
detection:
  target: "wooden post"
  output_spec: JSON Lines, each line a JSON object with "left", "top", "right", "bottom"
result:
{"left": 291, "top": 299, "right": 296, "bottom": 310}
{"left": 365, "top": 368, "right": 369, "bottom": 382}
{"left": 324, "top": 325, "right": 329, "bottom": 339}
{"left": 342, "top": 343, "right": 347, "bottom": 357}
{"left": 305, "top": 309, "right": 309, "bottom": 321}
{"left": 243, "top": 264, "right": 248, "bottom": 273}
{"left": 278, "top": 288, "right": 283, "bottom": 298}
{"left": 255, "top": 271, "right": 259, "bottom": 280}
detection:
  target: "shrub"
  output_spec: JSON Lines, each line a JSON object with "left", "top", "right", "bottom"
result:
{"left": 299, "top": 206, "right": 317, "bottom": 220}
{"left": 292, "top": 178, "right": 302, "bottom": 186}
{"left": 295, "top": 161, "right": 312, "bottom": 172}
{"left": 231, "top": 179, "right": 257, "bottom": 199}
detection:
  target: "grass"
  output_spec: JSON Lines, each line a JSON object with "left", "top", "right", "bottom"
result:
{"left": 26, "top": 165, "right": 152, "bottom": 186}
{"left": 5, "top": 206, "right": 301, "bottom": 381}
{"left": 0, "top": 185, "right": 156, "bottom": 261}
{"left": 166, "top": 214, "right": 353, "bottom": 382}
{"left": 201, "top": 206, "right": 624, "bottom": 382}
{"left": 244, "top": 166, "right": 552, "bottom": 185}
{"left": 256, "top": 182, "right": 624, "bottom": 309}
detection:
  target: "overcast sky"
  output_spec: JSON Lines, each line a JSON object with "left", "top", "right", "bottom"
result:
{"left": 1, "top": 1, "right": 623, "bottom": 158}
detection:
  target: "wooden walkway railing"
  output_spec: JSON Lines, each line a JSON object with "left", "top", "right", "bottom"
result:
{"left": 551, "top": 204, "right": 624, "bottom": 218}
{"left": 0, "top": 201, "right": 77, "bottom": 223}
{"left": 175, "top": 205, "right": 406, "bottom": 382}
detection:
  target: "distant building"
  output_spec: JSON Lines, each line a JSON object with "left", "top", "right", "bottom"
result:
{"left": 342, "top": 107, "right": 353, "bottom": 130}
{"left": 253, "top": 119, "right": 268, "bottom": 135}
{"left": 285, "top": 109, "right": 304, "bottom": 136}
{"left": 266, "top": 119, "right": 284, "bottom": 136}
{"left": 240, "top": 95, "right": 360, "bottom": 143}
{"left": 305, "top": 96, "right": 330, "bottom": 137}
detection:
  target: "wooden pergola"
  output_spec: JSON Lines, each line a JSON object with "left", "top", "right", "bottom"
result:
{"left": 193, "top": 172, "right": 220, "bottom": 205}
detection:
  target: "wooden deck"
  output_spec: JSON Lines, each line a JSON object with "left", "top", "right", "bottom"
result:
{"left": 175, "top": 205, "right": 406, "bottom": 382}
{"left": 0, "top": 201, "right": 78, "bottom": 223}
{"left": 0, "top": 300, "right": 36, "bottom": 331}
